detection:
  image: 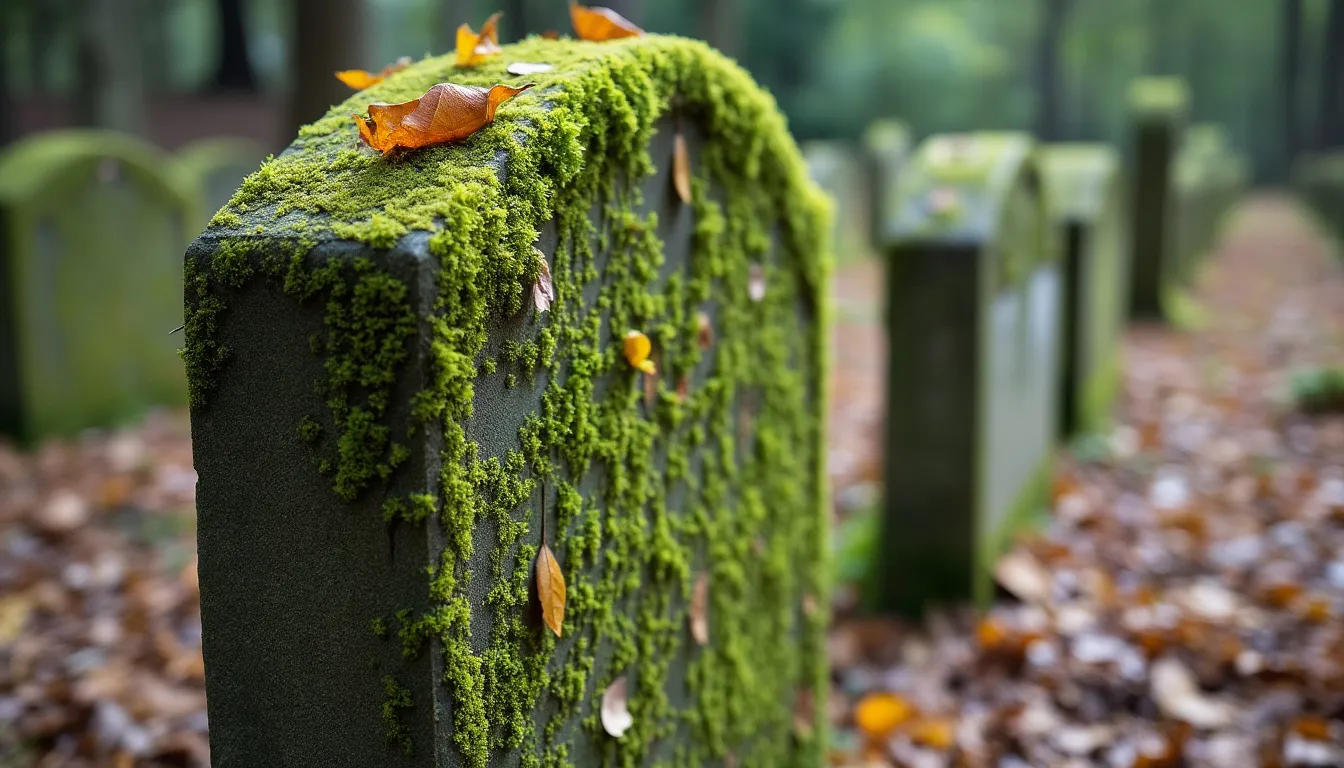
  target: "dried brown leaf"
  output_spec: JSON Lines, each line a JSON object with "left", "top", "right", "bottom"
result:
{"left": 689, "top": 571, "right": 709, "bottom": 645}
{"left": 536, "top": 542, "right": 566, "bottom": 637}
{"left": 673, "top": 131, "right": 692, "bottom": 204}
{"left": 532, "top": 248, "right": 554, "bottom": 313}
{"left": 696, "top": 311, "right": 713, "bottom": 350}
{"left": 354, "top": 82, "right": 534, "bottom": 156}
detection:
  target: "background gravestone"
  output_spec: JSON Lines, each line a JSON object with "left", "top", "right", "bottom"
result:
{"left": 876, "top": 132, "right": 1060, "bottom": 615}
{"left": 1040, "top": 144, "right": 1128, "bottom": 437}
{"left": 804, "top": 140, "right": 871, "bottom": 265}
{"left": 1126, "top": 77, "right": 1188, "bottom": 322}
{"left": 1294, "top": 151, "right": 1344, "bottom": 247}
{"left": 863, "top": 119, "right": 912, "bottom": 252}
{"left": 174, "top": 137, "right": 270, "bottom": 231}
{"left": 185, "top": 36, "right": 831, "bottom": 768}
{"left": 0, "top": 129, "right": 197, "bottom": 443}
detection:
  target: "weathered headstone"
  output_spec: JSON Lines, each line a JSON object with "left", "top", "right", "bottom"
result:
{"left": 186, "top": 37, "right": 831, "bottom": 767}
{"left": 863, "top": 120, "right": 912, "bottom": 251}
{"left": 804, "top": 141, "right": 871, "bottom": 265}
{"left": 0, "top": 129, "right": 197, "bottom": 443}
{"left": 1295, "top": 151, "right": 1344, "bottom": 246}
{"left": 1126, "top": 77, "right": 1188, "bottom": 321}
{"left": 1040, "top": 144, "right": 1127, "bottom": 437}
{"left": 876, "top": 133, "right": 1060, "bottom": 614}
{"left": 174, "top": 137, "right": 270, "bottom": 230}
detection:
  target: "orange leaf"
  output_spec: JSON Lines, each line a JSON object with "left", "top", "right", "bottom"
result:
{"left": 624, "top": 330, "right": 656, "bottom": 375}
{"left": 336, "top": 56, "right": 412, "bottom": 90}
{"left": 353, "top": 82, "right": 534, "bottom": 156}
{"left": 537, "top": 542, "right": 566, "bottom": 637}
{"left": 907, "top": 716, "right": 956, "bottom": 750}
{"left": 455, "top": 12, "right": 503, "bottom": 69}
{"left": 854, "top": 692, "right": 914, "bottom": 740}
{"left": 689, "top": 571, "right": 709, "bottom": 645}
{"left": 673, "top": 130, "right": 691, "bottom": 203}
{"left": 695, "top": 311, "right": 713, "bottom": 350}
{"left": 570, "top": 2, "right": 644, "bottom": 41}
{"left": 541, "top": 30, "right": 561, "bottom": 40}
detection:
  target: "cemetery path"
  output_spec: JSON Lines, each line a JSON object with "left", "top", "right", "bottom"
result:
{"left": 827, "top": 194, "right": 1344, "bottom": 766}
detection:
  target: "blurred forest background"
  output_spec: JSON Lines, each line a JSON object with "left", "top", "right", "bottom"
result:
{"left": 3, "top": 0, "right": 1342, "bottom": 183}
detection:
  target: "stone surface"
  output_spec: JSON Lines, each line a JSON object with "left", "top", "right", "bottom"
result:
{"left": 1126, "top": 77, "right": 1188, "bottom": 321}
{"left": 173, "top": 137, "right": 269, "bottom": 231}
{"left": 805, "top": 140, "right": 872, "bottom": 265}
{"left": 877, "top": 132, "right": 1060, "bottom": 615}
{"left": 0, "top": 129, "right": 196, "bottom": 443}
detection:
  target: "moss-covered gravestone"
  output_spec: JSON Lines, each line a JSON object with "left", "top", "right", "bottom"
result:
{"left": 876, "top": 133, "right": 1059, "bottom": 615}
{"left": 185, "top": 36, "right": 831, "bottom": 767}
{"left": 804, "top": 141, "right": 871, "bottom": 265}
{"left": 174, "top": 137, "right": 270, "bottom": 231}
{"left": 1040, "top": 144, "right": 1127, "bottom": 437}
{"left": 0, "top": 129, "right": 197, "bottom": 443}
{"left": 1126, "top": 77, "right": 1188, "bottom": 321}
{"left": 863, "top": 120, "right": 912, "bottom": 252}
{"left": 1295, "top": 152, "right": 1344, "bottom": 246}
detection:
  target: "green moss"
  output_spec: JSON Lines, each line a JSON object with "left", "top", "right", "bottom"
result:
{"left": 371, "top": 616, "right": 389, "bottom": 638}
{"left": 381, "top": 676, "right": 414, "bottom": 755}
{"left": 184, "top": 34, "right": 829, "bottom": 768}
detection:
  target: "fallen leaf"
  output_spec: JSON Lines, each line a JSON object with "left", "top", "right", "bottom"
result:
{"left": 354, "top": 82, "right": 534, "bottom": 155}
{"left": 455, "top": 12, "right": 503, "bottom": 69}
{"left": 854, "top": 692, "right": 914, "bottom": 740}
{"left": 601, "top": 675, "right": 634, "bottom": 737}
{"left": 570, "top": 2, "right": 644, "bottom": 41}
{"left": 907, "top": 715, "right": 957, "bottom": 750}
{"left": 696, "top": 311, "right": 713, "bottom": 350}
{"left": 1151, "top": 656, "right": 1233, "bottom": 728}
{"left": 993, "top": 550, "right": 1052, "bottom": 604}
{"left": 689, "top": 571, "right": 709, "bottom": 645}
{"left": 748, "top": 264, "right": 766, "bottom": 302}
{"left": 643, "top": 352, "right": 658, "bottom": 407}
{"left": 336, "top": 56, "right": 412, "bottom": 90}
{"left": 536, "top": 542, "right": 566, "bottom": 637}
{"left": 0, "top": 593, "right": 33, "bottom": 645}
{"left": 676, "top": 375, "right": 690, "bottom": 402}
{"left": 508, "top": 62, "right": 555, "bottom": 75}
{"left": 624, "top": 330, "right": 656, "bottom": 375}
{"left": 532, "top": 248, "right": 554, "bottom": 313}
{"left": 541, "top": 30, "right": 561, "bottom": 40}
{"left": 673, "top": 131, "right": 691, "bottom": 204}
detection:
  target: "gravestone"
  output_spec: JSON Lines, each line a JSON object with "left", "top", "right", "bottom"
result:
{"left": 863, "top": 120, "right": 912, "bottom": 251}
{"left": 174, "top": 137, "right": 270, "bottom": 231}
{"left": 186, "top": 36, "right": 831, "bottom": 767}
{"left": 1040, "top": 144, "right": 1127, "bottom": 437}
{"left": 1295, "top": 152, "right": 1344, "bottom": 246}
{"left": 804, "top": 141, "right": 871, "bottom": 265}
{"left": 0, "top": 129, "right": 197, "bottom": 443}
{"left": 876, "top": 132, "right": 1060, "bottom": 615}
{"left": 1126, "top": 77, "right": 1188, "bottom": 321}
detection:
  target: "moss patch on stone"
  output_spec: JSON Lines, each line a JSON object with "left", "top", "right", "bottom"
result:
{"left": 184, "top": 34, "right": 830, "bottom": 767}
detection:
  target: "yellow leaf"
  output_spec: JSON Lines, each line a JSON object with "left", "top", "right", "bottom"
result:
{"left": 624, "top": 330, "right": 656, "bottom": 375}
{"left": 570, "top": 2, "right": 644, "bottom": 41}
{"left": 853, "top": 692, "right": 914, "bottom": 740}
{"left": 455, "top": 12, "right": 503, "bottom": 69}
{"left": 907, "top": 716, "right": 956, "bottom": 750}
{"left": 0, "top": 594, "right": 33, "bottom": 646}
{"left": 673, "top": 130, "right": 692, "bottom": 204}
{"left": 335, "top": 56, "right": 412, "bottom": 90}
{"left": 537, "top": 542, "right": 566, "bottom": 637}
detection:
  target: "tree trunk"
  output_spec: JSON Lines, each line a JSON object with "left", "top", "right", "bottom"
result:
{"left": 289, "top": 0, "right": 366, "bottom": 142}
{"left": 0, "top": 6, "right": 13, "bottom": 146}
{"left": 1282, "top": 0, "right": 1303, "bottom": 176}
{"left": 698, "top": 0, "right": 737, "bottom": 57}
{"left": 434, "top": 0, "right": 473, "bottom": 54}
{"left": 1034, "top": 0, "right": 1070, "bottom": 141}
{"left": 74, "top": 0, "right": 145, "bottom": 135}
{"left": 211, "top": 0, "right": 256, "bottom": 91}
{"left": 1320, "top": 0, "right": 1344, "bottom": 148}
{"left": 500, "top": 0, "right": 530, "bottom": 43}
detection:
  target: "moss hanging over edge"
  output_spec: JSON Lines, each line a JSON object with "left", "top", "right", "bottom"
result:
{"left": 184, "top": 35, "right": 832, "bottom": 768}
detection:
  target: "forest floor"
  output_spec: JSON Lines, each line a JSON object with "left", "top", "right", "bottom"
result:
{"left": 0, "top": 195, "right": 1342, "bottom": 767}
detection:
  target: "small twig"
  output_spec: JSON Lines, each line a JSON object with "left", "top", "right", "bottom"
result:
{"left": 168, "top": 324, "right": 185, "bottom": 335}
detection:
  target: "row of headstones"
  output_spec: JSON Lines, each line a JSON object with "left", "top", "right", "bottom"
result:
{"left": 1294, "top": 150, "right": 1344, "bottom": 247}
{"left": 805, "top": 76, "right": 1248, "bottom": 614}
{"left": 0, "top": 130, "right": 267, "bottom": 443}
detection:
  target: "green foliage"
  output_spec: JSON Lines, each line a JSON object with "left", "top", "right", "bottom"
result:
{"left": 1290, "top": 365, "right": 1344, "bottom": 413}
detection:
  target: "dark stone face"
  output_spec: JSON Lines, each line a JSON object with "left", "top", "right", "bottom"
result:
{"left": 190, "top": 107, "right": 826, "bottom": 767}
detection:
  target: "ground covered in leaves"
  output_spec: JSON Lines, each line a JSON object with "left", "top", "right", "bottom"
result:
{"left": 1, "top": 196, "right": 1341, "bottom": 767}
{"left": 827, "top": 196, "right": 1344, "bottom": 766}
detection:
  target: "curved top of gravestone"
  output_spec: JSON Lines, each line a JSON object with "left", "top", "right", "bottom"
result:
{"left": 883, "top": 131, "right": 1041, "bottom": 248}
{"left": 175, "top": 136, "right": 270, "bottom": 179}
{"left": 1039, "top": 144, "right": 1120, "bottom": 224}
{"left": 1127, "top": 77, "right": 1190, "bottom": 123}
{"left": 0, "top": 129, "right": 197, "bottom": 212}
{"left": 863, "top": 119, "right": 912, "bottom": 157}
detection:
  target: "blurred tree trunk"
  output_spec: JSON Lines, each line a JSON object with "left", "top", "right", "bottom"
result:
{"left": 1034, "top": 0, "right": 1070, "bottom": 141}
{"left": 211, "top": 0, "right": 256, "bottom": 91}
{"left": 1282, "top": 0, "right": 1303, "bottom": 176}
{"left": 74, "top": 0, "right": 144, "bottom": 135}
{"left": 27, "top": 2, "right": 57, "bottom": 92}
{"left": 434, "top": 0, "right": 473, "bottom": 54}
{"left": 1320, "top": 0, "right": 1344, "bottom": 147}
{"left": 698, "top": 0, "right": 737, "bottom": 57}
{"left": 143, "top": 0, "right": 172, "bottom": 91}
{"left": 289, "top": 0, "right": 366, "bottom": 142}
{"left": 501, "top": 0, "right": 530, "bottom": 42}
{"left": 0, "top": 6, "right": 13, "bottom": 146}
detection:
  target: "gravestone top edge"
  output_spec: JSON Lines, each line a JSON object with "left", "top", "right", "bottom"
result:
{"left": 1039, "top": 144, "right": 1121, "bottom": 224}
{"left": 0, "top": 128, "right": 197, "bottom": 210}
{"left": 1128, "top": 76, "right": 1190, "bottom": 119}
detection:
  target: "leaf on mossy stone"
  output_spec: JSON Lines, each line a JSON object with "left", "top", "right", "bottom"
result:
{"left": 696, "top": 311, "right": 713, "bottom": 350}
{"left": 601, "top": 675, "right": 633, "bottom": 738}
{"left": 353, "top": 82, "right": 534, "bottom": 156}
{"left": 508, "top": 62, "right": 555, "bottom": 75}
{"left": 643, "top": 353, "right": 658, "bottom": 407}
{"left": 673, "top": 131, "right": 692, "bottom": 204}
{"left": 854, "top": 692, "right": 915, "bottom": 740}
{"left": 624, "top": 330, "right": 656, "bottom": 375}
{"left": 455, "top": 12, "right": 503, "bottom": 69}
{"left": 570, "top": 2, "right": 644, "bottom": 41}
{"left": 335, "top": 56, "right": 412, "bottom": 90}
{"left": 748, "top": 264, "right": 766, "bottom": 302}
{"left": 532, "top": 248, "right": 554, "bottom": 313}
{"left": 541, "top": 30, "right": 561, "bottom": 40}
{"left": 536, "top": 542, "right": 566, "bottom": 637}
{"left": 690, "top": 571, "right": 709, "bottom": 645}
